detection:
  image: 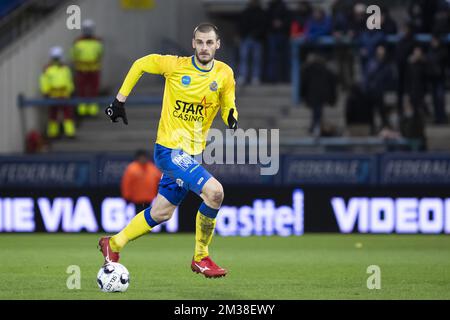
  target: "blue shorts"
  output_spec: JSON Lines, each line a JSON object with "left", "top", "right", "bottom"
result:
{"left": 154, "top": 143, "right": 212, "bottom": 206}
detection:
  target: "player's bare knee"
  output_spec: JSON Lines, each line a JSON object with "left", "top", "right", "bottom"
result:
{"left": 152, "top": 207, "right": 174, "bottom": 223}
{"left": 153, "top": 211, "right": 171, "bottom": 223}
{"left": 150, "top": 194, "right": 177, "bottom": 223}
{"left": 204, "top": 181, "right": 224, "bottom": 208}
{"left": 212, "top": 188, "right": 224, "bottom": 205}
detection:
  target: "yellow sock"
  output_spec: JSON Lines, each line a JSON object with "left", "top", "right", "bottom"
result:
{"left": 110, "top": 210, "right": 152, "bottom": 252}
{"left": 194, "top": 211, "right": 217, "bottom": 262}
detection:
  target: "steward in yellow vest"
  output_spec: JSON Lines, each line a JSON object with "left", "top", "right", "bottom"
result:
{"left": 39, "top": 46, "right": 76, "bottom": 138}
{"left": 71, "top": 19, "right": 103, "bottom": 116}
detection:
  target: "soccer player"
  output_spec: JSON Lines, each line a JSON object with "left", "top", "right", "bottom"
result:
{"left": 99, "top": 23, "right": 238, "bottom": 278}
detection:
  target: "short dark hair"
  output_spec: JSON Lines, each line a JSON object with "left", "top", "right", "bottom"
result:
{"left": 193, "top": 22, "right": 220, "bottom": 39}
{"left": 134, "top": 149, "right": 149, "bottom": 160}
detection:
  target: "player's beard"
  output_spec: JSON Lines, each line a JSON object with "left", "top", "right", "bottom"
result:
{"left": 195, "top": 50, "right": 214, "bottom": 66}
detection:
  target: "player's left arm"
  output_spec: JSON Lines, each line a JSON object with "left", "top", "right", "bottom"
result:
{"left": 220, "top": 68, "right": 238, "bottom": 131}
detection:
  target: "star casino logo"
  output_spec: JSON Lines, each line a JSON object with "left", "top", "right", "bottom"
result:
{"left": 173, "top": 97, "right": 211, "bottom": 122}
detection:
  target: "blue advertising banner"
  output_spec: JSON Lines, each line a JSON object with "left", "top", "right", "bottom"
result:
{"left": 2, "top": 153, "right": 450, "bottom": 188}
{"left": 380, "top": 153, "right": 450, "bottom": 185}
{"left": 204, "top": 163, "right": 276, "bottom": 185}
{"left": 0, "top": 155, "right": 96, "bottom": 188}
{"left": 283, "top": 154, "right": 377, "bottom": 185}
{"left": 96, "top": 154, "right": 133, "bottom": 186}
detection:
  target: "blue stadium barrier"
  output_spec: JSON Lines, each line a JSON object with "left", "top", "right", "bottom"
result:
{"left": 291, "top": 33, "right": 450, "bottom": 104}
{"left": 17, "top": 94, "right": 162, "bottom": 108}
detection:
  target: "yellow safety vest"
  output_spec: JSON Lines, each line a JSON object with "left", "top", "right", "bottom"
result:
{"left": 71, "top": 37, "right": 103, "bottom": 72}
{"left": 39, "top": 63, "right": 74, "bottom": 98}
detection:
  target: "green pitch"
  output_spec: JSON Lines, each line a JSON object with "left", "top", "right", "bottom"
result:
{"left": 0, "top": 234, "right": 449, "bottom": 300}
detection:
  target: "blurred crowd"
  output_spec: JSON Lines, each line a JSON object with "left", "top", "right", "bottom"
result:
{"left": 31, "top": 0, "right": 450, "bottom": 151}
{"left": 237, "top": 0, "right": 450, "bottom": 148}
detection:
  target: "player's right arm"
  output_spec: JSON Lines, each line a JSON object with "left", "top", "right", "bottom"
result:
{"left": 106, "top": 54, "right": 179, "bottom": 124}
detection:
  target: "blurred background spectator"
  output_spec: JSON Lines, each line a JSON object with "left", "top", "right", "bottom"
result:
{"left": 121, "top": 150, "right": 162, "bottom": 211}
{"left": 304, "top": 7, "right": 331, "bottom": 41}
{"left": 290, "top": 1, "right": 312, "bottom": 39}
{"left": 395, "top": 22, "right": 416, "bottom": 117}
{"left": 331, "top": 0, "right": 355, "bottom": 89}
{"left": 345, "top": 82, "right": 373, "bottom": 136}
{"left": 363, "top": 44, "right": 394, "bottom": 133}
{"left": 2, "top": 0, "right": 450, "bottom": 155}
{"left": 380, "top": 6, "right": 398, "bottom": 35}
{"left": 39, "top": 46, "right": 75, "bottom": 139}
{"left": 405, "top": 45, "right": 428, "bottom": 116}
{"left": 427, "top": 33, "right": 448, "bottom": 124}
{"left": 71, "top": 19, "right": 103, "bottom": 118}
{"left": 301, "top": 52, "right": 337, "bottom": 136}
{"left": 237, "top": 0, "right": 266, "bottom": 86}
{"left": 266, "top": 0, "right": 291, "bottom": 83}
{"left": 348, "top": 2, "right": 367, "bottom": 40}
{"left": 358, "top": 21, "right": 386, "bottom": 79}
{"left": 400, "top": 95, "right": 427, "bottom": 150}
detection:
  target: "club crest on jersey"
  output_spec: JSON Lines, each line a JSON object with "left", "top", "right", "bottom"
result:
{"left": 181, "top": 75, "right": 191, "bottom": 87}
{"left": 176, "top": 178, "right": 184, "bottom": 187}
{"left": 210, "top": 81, "right": 218, "bottom": 92}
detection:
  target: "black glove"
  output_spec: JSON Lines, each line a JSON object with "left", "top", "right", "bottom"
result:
{"left": 105, "top": 98, "right": 128, "bottom": 125}
{"left": 227, "top": 109, "right": 238, "bottom": 131}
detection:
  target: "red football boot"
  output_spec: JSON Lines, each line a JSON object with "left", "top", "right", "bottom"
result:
{"left": 98, "top": 236, "right": 120, "bottom": 264}
{"left": 191, "top": 256, "right": 228, "bottom": 278}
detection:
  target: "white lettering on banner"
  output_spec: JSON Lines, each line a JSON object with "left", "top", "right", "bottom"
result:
{"left": 101, "top": 198, "right": 136, "bottom": 232}
{"left": 396, "top": 198, "right": 419, "bottom": 233}
{"left": 0, "top": 198, "right": 35, "bottom": 232}
{"left": 239, "top": 206, "right": 253, "bottom": 236}
{"left": 38, "top": 197, "right": 98, "bottom": 232}
{"left": 100, "top": 197, "right": 179, "bottom": 233}
{"left": 217, "top": 207, "right": 238, "bottom": 236}
{"left": 38, "top": 198, "right": 74, "bottom": 232}
{"left": 370, "top": 198, "right": 394, "bottom": 233}
{"left": 14, "top": 198, "right": 34, "bottom": 232}
{"left": 39, "top": 196, "right": 180, "bottom": 233}
{"left": 71, "top": 197, "right": 98, "bottom": 232}
{"left": 446, "top": 199, "right": 450, "bottom": 233}
{"left": 332, "top": 197, "right": 450, "bottom": 233}
{"left": 419, "top": 198, "right": 443, "bottom": 233}
{"left": 332, "top": 197, "right": 363, "bottom": 233}
{"left": 4, "top": 198, "right": 12, "bottom": 231}
{"left": 216, "top": 189, "right": 304, "bottom": 236}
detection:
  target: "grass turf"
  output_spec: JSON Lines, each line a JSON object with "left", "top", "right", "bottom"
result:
{"left": 0, "top": 233, "right": 449, "bottom": 300}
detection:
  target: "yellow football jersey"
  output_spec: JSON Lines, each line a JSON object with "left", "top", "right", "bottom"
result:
{"left": 118, "top": 54, "right": 237, "bottom": 155}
